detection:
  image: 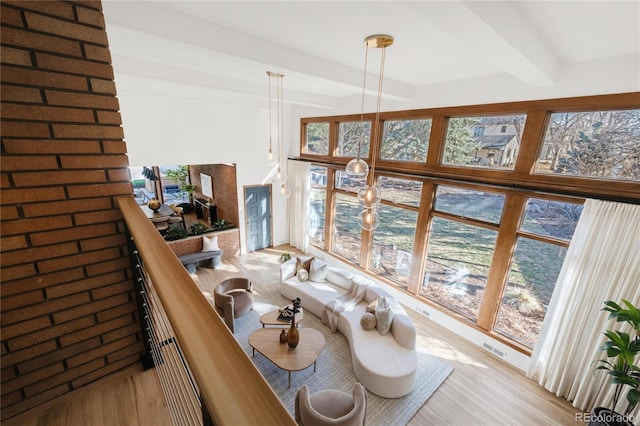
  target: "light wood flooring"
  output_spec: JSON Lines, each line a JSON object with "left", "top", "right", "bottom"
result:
{"left": 6, "top": 245, "right": 582, "bottom": 425}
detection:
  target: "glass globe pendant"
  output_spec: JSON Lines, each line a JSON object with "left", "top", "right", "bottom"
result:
{"left": 358, "top": 207, "right": 379, "bottom": 231}
{"left": 358, "top": 185, "right": 381, "bottom": 208}
{"left": 345, "top": 158, "right": 369, "bottom": 179}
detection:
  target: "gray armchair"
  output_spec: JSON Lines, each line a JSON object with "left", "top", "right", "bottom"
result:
{"left": 213, "top": 277, "right": 254, "bottom": 333}
{"left": 295, "top": 383, "right": 367, "bottom": 426}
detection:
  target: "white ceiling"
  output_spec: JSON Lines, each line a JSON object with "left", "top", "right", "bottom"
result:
{"left": 103, "top": 1, "right": 640, "bottom": 110}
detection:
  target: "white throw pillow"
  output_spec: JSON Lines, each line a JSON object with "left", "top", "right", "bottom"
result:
{"left": 202, "top": 235, "right": 220, "bottom": 252}
{"left": 297, "top": 269, "right": 309, "bottom": 282}
{"left": 374, "top": 296, "right": 394, "bottom": 336}
{"left": 309, "top": 259, "right": 328, "bottom": 282}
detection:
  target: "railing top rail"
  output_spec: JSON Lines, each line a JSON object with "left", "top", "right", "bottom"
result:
{"left": 117, "top": 196, "right": 294, "bottom": 425}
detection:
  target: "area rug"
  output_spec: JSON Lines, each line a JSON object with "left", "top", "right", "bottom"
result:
{"left": 233, "top": 296, "right": 453, "bottom": 425}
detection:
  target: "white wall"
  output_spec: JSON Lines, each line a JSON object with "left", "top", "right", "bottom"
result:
{"left": 117, "top": 74, "right": 293, "bottom": 251}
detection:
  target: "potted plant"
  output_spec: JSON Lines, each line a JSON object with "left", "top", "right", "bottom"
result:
{"left": 165, "top": 165, "right": 195, "bottom": 207}
{"left": 591, "top": 299, "right": 640, "bottom": 426}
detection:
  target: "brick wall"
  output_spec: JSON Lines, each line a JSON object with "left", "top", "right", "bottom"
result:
{"left": 0, "top": 1, "right": 142, "bottom": 419}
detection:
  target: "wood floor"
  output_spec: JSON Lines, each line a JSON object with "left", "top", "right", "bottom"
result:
{"left": 5, "top": 245, "right": 582, "bottom": 425}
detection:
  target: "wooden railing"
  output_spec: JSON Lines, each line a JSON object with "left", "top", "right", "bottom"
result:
{"left": 117, "top": 197, "right": 295, "bottom": 426}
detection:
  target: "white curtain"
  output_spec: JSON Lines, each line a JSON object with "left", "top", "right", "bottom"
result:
{"left": 527, "top": 199, "right": 640, "bottom": 422}
{"left": 286, "top": 159, "right": 310, "bottom": 251}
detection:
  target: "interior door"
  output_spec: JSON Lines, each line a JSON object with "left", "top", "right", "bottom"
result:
{"left": 245, "top": 185, "right": 272, "bottom": 252}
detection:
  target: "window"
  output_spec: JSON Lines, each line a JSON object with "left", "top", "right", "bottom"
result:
{"left": 334, "top": 170, "right": 362, "bottom": 193}
{"left": 380, "top": 119, "right": 431, "bottom": 162}
{"left": 337, "top": 121, "right": 370, "bottom": 158}
{"left": 434, "top": 185, "right": 504, "bottom": 224}
{"left": 442, "top": 114, "right": 526, "bottom": 170}
{"left": 331, "top": 193, "right": 362, "bottom": 263}
{"left": 421, "top": 218, "right": 498, "bottom": 321}
{"left": 495, "top": 198, "right": 583, "bottom": 347}
{"left": 303, "top": 122, "right": 329, "bottom": 155}
{"left": 535, "top": 109, "right": 640, "bottom": 180}
{"left": 308, "top": 166, "right": 327, "bottom": 245}
{"left": 378, "top": 176, "right": 422, "bottom": 207}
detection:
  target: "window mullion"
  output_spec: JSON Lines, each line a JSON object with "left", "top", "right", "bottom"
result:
{"left": 407, "top": 181, "right": 435, "bottom": 295}
{"left": 477, "top": 193, "right": 527, "bottom": 331}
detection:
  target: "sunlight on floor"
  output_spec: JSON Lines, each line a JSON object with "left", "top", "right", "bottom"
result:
{"left": 416, "top": 336, "right": 487, "bottom": 368}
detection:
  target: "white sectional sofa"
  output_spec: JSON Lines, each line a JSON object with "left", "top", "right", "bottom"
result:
{"left": 280, "top": 257, "right": 417, "bottom": 398}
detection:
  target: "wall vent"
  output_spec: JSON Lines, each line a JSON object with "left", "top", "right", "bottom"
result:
{"left": 415, "top": 306, "right": 430, "bottom": 317}
{"left": 482, "top": 342, "right": 505, "bottom": 358}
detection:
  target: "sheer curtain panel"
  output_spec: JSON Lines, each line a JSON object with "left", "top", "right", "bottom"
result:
{"left": 527, "top": 199, "right": 640, "bottom": 423}
{"left": 287, "top": 160, "right": 310, "bottom": 251}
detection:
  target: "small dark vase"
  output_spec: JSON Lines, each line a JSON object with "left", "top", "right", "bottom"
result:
{"left": 286, "top": 315, "right": 299, "bottom": 349}
{"left": 279, "top": 329, "right": 287, "bottom": 344}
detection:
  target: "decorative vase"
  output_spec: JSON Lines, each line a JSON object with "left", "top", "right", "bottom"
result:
{"left": 147, "top": 198, "right": 161, "bottom": 212}
{"left": 286, "top": 315, "right": 299, "bottom": 349}
{"left": 279, "top": 329, "right": 287, "bottom": 344}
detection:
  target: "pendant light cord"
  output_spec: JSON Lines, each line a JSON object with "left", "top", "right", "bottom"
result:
{"left": 370, "top": 45, "right": 387, "bottom": 181}
{"left": 357, "top": 44, "right": 370, "bottom": 160}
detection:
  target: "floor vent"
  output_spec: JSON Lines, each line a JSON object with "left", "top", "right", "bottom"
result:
{"left": 482, "top": 342, "right": 506, "bottom": 358}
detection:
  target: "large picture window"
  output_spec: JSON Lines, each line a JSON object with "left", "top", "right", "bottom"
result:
{"left": 303, "top": 122, "right": 329, "bottom": 155}
{"left": 301, "top": 93, "right": 636, "bottom": 353}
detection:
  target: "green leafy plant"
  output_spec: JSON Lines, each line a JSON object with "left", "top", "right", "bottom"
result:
{"left": 595, "top": 299, "right": 640, "bottom": 417}
{"left": 164, "top": 227, "right": 189, "bottom": 241}
{"left": 212, "top": 219, "right": 233, "bottom": 231}
{"left": 165, "top": 165, "right": 194, "bottom": 202}
{"left": 189, "top": 223, "right": 210, "bottom": 235}
{"left": 280, "top": 252, "right": 291, "bottom": 262}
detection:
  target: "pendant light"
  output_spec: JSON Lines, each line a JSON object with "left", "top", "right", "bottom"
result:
{"left": 267, "top": 71, "right": 290, "bottom": 198}
{"left": 266, "top": 72, "right": 275, "bottom": 163}
{"left": 357, "top": 35, "right": 393, "bottom": 230}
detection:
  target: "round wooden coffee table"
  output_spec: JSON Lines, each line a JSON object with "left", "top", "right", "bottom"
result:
{"left": 249, "top": 327, "right": 325, "bottom": 388}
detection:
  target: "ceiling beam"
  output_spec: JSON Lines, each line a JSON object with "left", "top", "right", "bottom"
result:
{"left": 402, "top": 1, "right": 560, "bottom": 87}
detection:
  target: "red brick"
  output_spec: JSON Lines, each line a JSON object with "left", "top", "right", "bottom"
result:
{"left": 1, "top": 65, "right": 87, "bottom": 91}
{"left": 16, "top": 338, "right": 100, "bottom": 374}
{"left": 84, "top": 256, "right": 131, "bottom": 276}
{"left": 3, "top": 292, "right": 91, "bottom": 327}
{"left": 103, "top": 141, "right": 128, "bottom": 155}
{"left": 0, "top": 187, "right": 66, "bottom": 205}
{"left": 23, "top": 358, "right": 104, "bottom": 398}
{"left": 1, "top": 27, "right": 81, "bottom": 57}
{"left": 0, "top": 155, "right": 58, "bottom": 171}
{"left": 2, "top": 362, "right": 65, "bottom": 396}
{"left": 0, "top": 5, "right": 23, "bottom": 27}
{"left": 83, "top": 44, "right": 110, "bottom": 63}
{"left": 1, "top": 103, "right": 95, "bottom": 122}
{"left": 59, "top": 314, "right": 130, "bottom": 347}
{"left": 0, "top": 264, "right": 36, "bottom": 281}
{"left": 0, "top": 235, "right": 28, "bottom": 251}
{"left": 0, "top": 121, "right": 50, "bottom": 138}
{"left": 24, "top": 12, "right": 108, "bottom": 45}
{"left": 32, "top": 222, "right": 115, "bottom": 246}
{"left": 91, "top": 281, "right": 132, "bottom": 300}
{"left": 0, "top": 215, "right": 72, "bottom": 237}
{"left": 76, "top": 6, "right": 104, "bottom": 28}
{"left": 22, "top": 197, "right": 112, "bottom": 218}
{"left": 67, "top": 335, "right": 136, "bottom": 368}
{"left": 90, "top": 78, "right": 116, "bottom": 95}
{"left": 2, "top": 139, "right": 101, "bottom": 154}
{"left": 74, "top": 208, "right": 125, "bottom": 227}
{"left": 2, "top": 316, "right": 51, "bottom": 341}
{"left": 0, "top": 46, "right": 31, "bottom": 66}
{"left": 52, "top": 124, "right": 124, "bottom": 140}
{"left": 1, "top": 206, "right": 20, "bottom": 220}
{"left": 0, "top": 340, "right": 57, "bottom": 370}
{"left": 4, "top": 1, "right": 75, "bottom": 20}
{"left": 52, "top": 292, "right": 129, "bottom": 324}
{"left": 35, "top": 52, "right": 113, "bottom": 79}
{"left": 37, "top": 247, "right": 121, "bottom": 274}
{"left": 0, "top": 85, "right": 43, "bottom": 103}
{"left": 2, "top": 366, "right": 16, "bottom": 383}
{"left": 106, "top": 168, "right": 130, "bottom": 181}
{"left": 80, "top": 233, "right": 126, "bottom": 251}
{"left": 1, "top": 390, "right": 24, "bottom": 411}
{"left": 2, "top": 384, "right": 68, "bottom": 418}
{"left": 103, "top": 322, "right": 140, "bottom": 345}
{"left": 13, "top": 170, "right": 105, "bottom": 188}
{"left": 8, "top": 316, "right": 94, "bottom": 352}
{"left": 1, "top": 290, "right": 44, "bottom": 311}
{"left": 3, "top": 268, "right": 84, "bottom": 297}
{"left": 96, "top": 110, "right": 121, "bottom": 125}
{"left": 67, "top": 182, "right": 131, "bottom": 199}
{"left": 46, "top": 270, "right": 125, "bottom": 298}
{"left": 73, "top": 2, "right": 102, "bottom": 12}
{"left": 96, "top": 301, "right": 137, "bottom": 322}
{"left": 45, "top": 89, "right": 118, "bottom": 109}
{"left": 72, "top": 354, "right": 138, "bottom": 389}
{"left": 1, "top": 242, "right": 78, "bottom": 267}
{"left": 1, "top": 172, "right": 10, "bottom": 188}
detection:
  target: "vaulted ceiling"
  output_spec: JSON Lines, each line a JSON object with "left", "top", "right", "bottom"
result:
{"left": 103, "top": 1, "right": 640, "bottom": 110}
